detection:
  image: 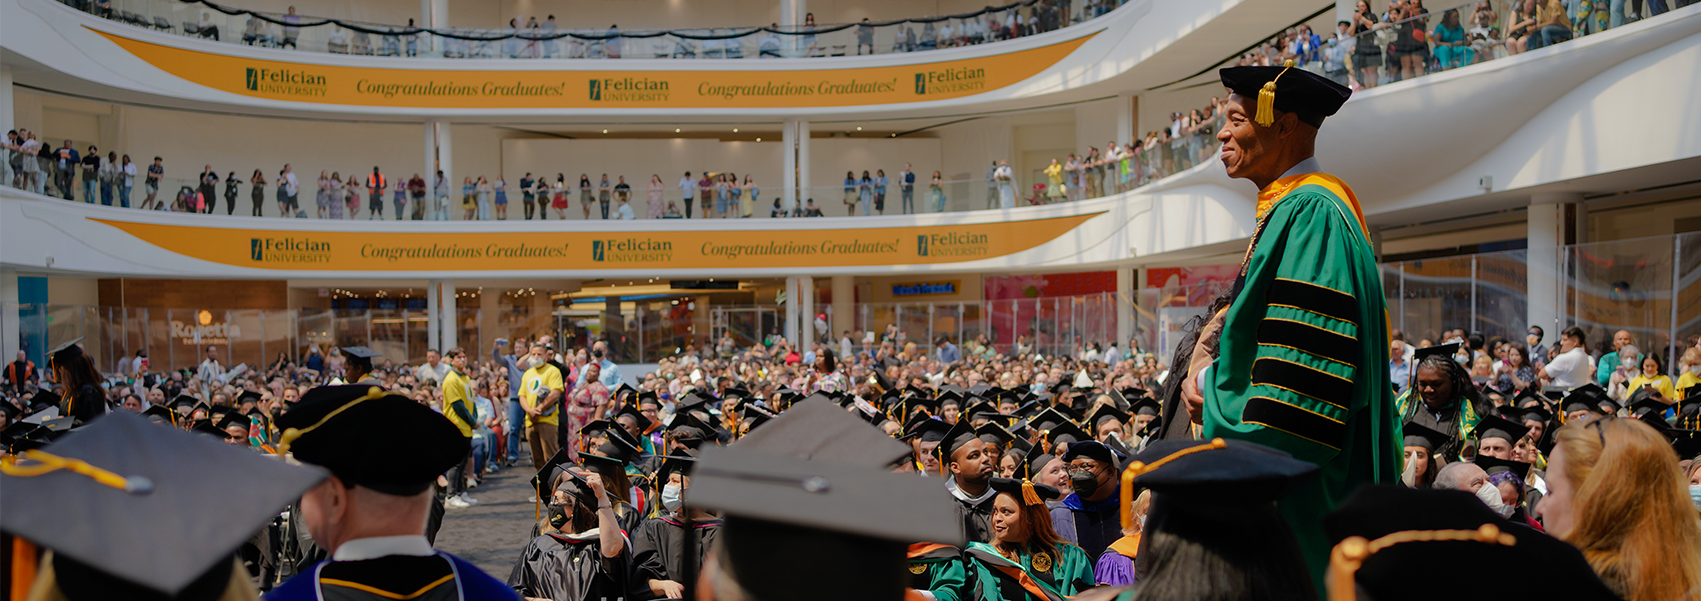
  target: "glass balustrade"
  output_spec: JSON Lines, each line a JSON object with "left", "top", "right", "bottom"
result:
{"left": 61, "top": 0, "right": 1130, "bottom": 60}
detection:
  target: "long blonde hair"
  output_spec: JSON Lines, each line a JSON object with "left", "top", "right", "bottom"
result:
{"left": 1554, "top": 417, "right": 1701, "bottom": 601}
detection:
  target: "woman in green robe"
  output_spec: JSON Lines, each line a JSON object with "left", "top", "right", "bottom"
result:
{"left": 965, "top": 478, "right": 1095, "bottom": 601}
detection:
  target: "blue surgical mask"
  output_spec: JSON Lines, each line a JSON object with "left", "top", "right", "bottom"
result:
{"left": 1688, "top": 485, "right": 1701, "bottom": 511}
{"left": 662, "top": 483, "right": 684, "bottom": 513}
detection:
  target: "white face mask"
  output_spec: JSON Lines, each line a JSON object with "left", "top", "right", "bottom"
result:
{"left": 661, "top": 483, "right": 684, "bottom": 513}
{"left": 1476, "top": 481, "right": 1513, "bottom": 518}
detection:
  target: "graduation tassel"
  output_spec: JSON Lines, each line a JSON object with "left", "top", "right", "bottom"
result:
{"left": 1255, "top": 60, "right": 1296, "bottom": 128}
{"left": 1020, "top": 479, "right": 1043, "bottom": 506}
{"left": 10, "top": 536, "right": 37, "bottom": 601}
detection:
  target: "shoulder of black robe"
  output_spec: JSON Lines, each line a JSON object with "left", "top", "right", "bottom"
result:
{"left": 631, "top": 516, "right": 723, "bottom": 584}
{"left": 507, "top": 532, "right": 631, "bottom": 601}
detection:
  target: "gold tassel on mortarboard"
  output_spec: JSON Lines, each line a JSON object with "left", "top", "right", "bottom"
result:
{"left": 1020, "top": 479, "right": 1043, "bottom": 506}
{"left": 1255, "top": 60, "right": 1297, "bottom": 128}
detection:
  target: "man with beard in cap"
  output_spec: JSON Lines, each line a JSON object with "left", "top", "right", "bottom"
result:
{"left": 1174, "top": 61, "right": 1399, "bottom": 588}
{"left": 264, "top": 385, "right": 516, "bottom": 600}
{"left": 935, "top": 419, "right": 999, "bottom": 543}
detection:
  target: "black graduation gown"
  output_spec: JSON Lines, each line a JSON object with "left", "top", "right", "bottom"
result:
{"left": 952, "top": 494, "right": 996, "bottom": 544}
{"left": 65, "top": 383, "right": 106, "bottom": 424}
{"left": 507, "top": 531, "right": 631, "bottom": 601}
{"left": 630, "top": 516, "right": 722, "bottom": 590}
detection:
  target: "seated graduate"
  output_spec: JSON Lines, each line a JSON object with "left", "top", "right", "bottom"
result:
{"left": 630, "top": 454, "right": 722, "bottom": 600}
{"left": 265, "top": 384, "right": 515, "bottom": 600}
{"left": 2, "top": 412, "right": 326, "bottom": 601}
{"left": 576, "top": 425, "right": 648, "bottom": 535}
{"left": 1320, "top": 485, "right": 1620, "bottom": 601}
{"left": 965, "top": 477, "right": 1096, "bottom": 601}
{"left": 507, "top": 470, "right": 631, "bottom": 601}
{"left": 1081, "top": 438, "right": 1319, "bottom": 601}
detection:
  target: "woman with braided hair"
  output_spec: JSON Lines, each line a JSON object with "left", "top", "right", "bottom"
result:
{"left": 1394, "top": 343, "right": 1488, "bottom": 463}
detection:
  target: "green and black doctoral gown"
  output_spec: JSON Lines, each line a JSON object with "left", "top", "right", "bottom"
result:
{"left": 908, "top": 543, "right": 972, "bottom": 601}
{"left": 1198, "top": 171, "right": 1402, "bottom": 587}
{"left": 963, "top": 541, "right": 1093, "bottom": 601}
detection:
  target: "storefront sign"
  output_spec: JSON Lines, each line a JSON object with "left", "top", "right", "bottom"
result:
{"left": 170, "top": 310, "right": 241, "bottom": 345}
{"left": 891, "top": 281, "right": 961, "bottom": 297}
{"left": 92, "top": 213, "right": 1100, "bottom": 272}
{"left": 92, "top": 28, "right": 1094, "bottom": 109}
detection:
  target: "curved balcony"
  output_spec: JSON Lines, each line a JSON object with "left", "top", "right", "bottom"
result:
{"left": 72, "top": 0, "right": 1120, "bottom": 60}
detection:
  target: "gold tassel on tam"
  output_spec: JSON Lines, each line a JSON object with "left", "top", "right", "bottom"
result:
{"left": 1020, "top": 479, "right": 1043, "bottom": 506}
{"left": 1255, "top": 60, "right": 1296, "bottom": 127}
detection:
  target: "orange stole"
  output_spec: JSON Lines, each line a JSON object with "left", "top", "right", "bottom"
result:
{"left": 989, "top": 562, "right": 1056, "bottom": 601}
{"left": 1108, "top": 534, "right": 1141, "bottom": 559}
{"left": 908, "top": 542, "right": 954, "bottom": 558}
{"left": 1254, "top": 171, "right": 1369, "bottom": 241}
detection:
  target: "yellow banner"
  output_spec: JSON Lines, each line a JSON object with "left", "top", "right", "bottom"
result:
{"left": 92, "top": 28, "right": 1093, "bottom": 109}
{"left": 91, "top": 214, "right": 1101, "bottom": 271}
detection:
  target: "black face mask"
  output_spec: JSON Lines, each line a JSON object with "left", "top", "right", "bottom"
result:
{"left": 1069, "top": 468, "right": 1100, "bottom": 498}
{"left": 547, "top": 502, "right": 571, "bottom": 529}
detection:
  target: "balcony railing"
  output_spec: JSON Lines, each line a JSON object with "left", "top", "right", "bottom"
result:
{"left": 66, "top": 0, "right": 1127, "bottom": 60}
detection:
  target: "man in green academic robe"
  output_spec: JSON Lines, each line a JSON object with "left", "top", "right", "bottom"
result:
{"left": 1177, "top": 63, "right": 1402, "bottom": 588}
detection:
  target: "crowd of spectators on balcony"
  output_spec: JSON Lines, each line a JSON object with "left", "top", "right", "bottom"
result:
{"left": 66, "top": 0, "right": 1129, "bottom": 59}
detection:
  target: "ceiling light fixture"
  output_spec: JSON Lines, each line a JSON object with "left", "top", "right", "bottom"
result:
{"left": 675, "top": 128, "right": 681, "bottom": 133}
{"left": 755, "top": 137, "right": 761, "bottom": 142}
{"left": 732, "top": 128, "right": 739, "bottom": 133}
{"left": 856, "top": 126, "right": 863, "bottom": 131}
{"left": 602, "top": 129, "right": 609, "bottom": 134}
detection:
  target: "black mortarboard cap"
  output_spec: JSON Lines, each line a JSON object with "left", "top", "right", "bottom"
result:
{"left": 553, "top": 469, "right": 602, "bottom": 510}
{"left": 1673, "top": 431, "right": 1701, "bottom": 461}
{"left": 1401, "top": 422, "right": 1452, "bottom": 451}
{"left": 188, "top": 419, "right": 227, "bottom": 438}
{"left": 531, "top": 447, "right": 576, "bottom": 498}
{"left": 1062, "top": 440, "right": 1115, "bottom": 466}
{"left": 691, "top": 445, "right": 963, "bottom": 601}
{"left": 0, "top": 412, "right": 326, "bottom": 598}
{"left": 614, "top": 402, "right": 657, "bottom": 435}
{"left": 338, "top": 346, "right": 380, "bottom": 366}
{"left": 1044, "top": 421, "right": 1090, "bottom": 449}
{"left": 277, "top": 384, "right": 469, "bottom": 496}
{"left": 2, "top": 401, "right": 29, "bottom": 421}
{"left": 1128, "top": 438, "right": 1319, "bottom": 511}
{"left": 1129, "top": 396, "right": 1161, "bottom": 417}
{"left": 740, "top": 404, "right": 778, "bottom": 431}
{"left": 899, "top": 413, "right": 951, "bottom": 443}
{"left": 1015, "top": 445, "right": 1055, "bottom": 481}
{"left": 612, "top": 382, "right": 638, "bottom": 401}
{"left": 987, "top": 477, "right": 1061, "bottom": 504}
{"left": 235, "top": 390, "right": 262, "bottom": 406}
{"left": 1031, "top": 407, "right": 1078, "bottom": 433}
{"left": 1629, "top": 394, "right": 1672, "bottom": 420}
{"left": 968, "top": 383, "right": 992, "bottom": 395}
{"left": 169, "top": 394, "right": 198, "bottom": 412}
{"left": 214, "top": 412, "right": 249, "bottom": 434}
{"left": 1471, "top": 454, "right": 1530, "bottom": 478}
{"left": 731, "top": 399, "right": 910, "bottom": 468}
{"left": 1472, "top": 413, "right": 1530, "bottom": 444}
{"left": 1412, "top": 343, "right": 1462, "bottom": 363}
{"left": 1220, "top": 62, "right": 1351, "bottom": 127}
{"left": 1323, "top": 486, "right": 1621, "bottom": 601}
{"left": 665, "top": 412, "right": 719, "bottom": 449}
{"left": 1517, "top": 405, "right": 1553, "bottom": 425}
{"left": 1514, "top": 388, "right": 1547, "bottom": 409}
{"left": 974, "top": 422, "right": 1018, "bottom": 449}
{"left": 581, "top": 430, "right": 643, "bottom": 477}
{"left": 28, "top": 390, "right": 61, "bottom": 413}
{"left": 1, "top": 421, "right": 52, "bottom": 453}
{"left": 1086, "top": 404, "right": 1131, "bottom": 430}
{"left": 657, "top": 453, "right": 699, "bottom": 483}
{"left": 48, "top": 337, "right": 85, "bottom": 367}
{"left": 933, "top": 419, "right": 979, "bottom": 465}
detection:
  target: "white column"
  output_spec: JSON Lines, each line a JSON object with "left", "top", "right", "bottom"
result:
{"left": 1115, "top": 93, "right": 1134, "bottom": 148}
{"left": 426, "top": 280, "right": 441, "bottom": 352}
{"left": 1115, "top": 267, "right": 1135, "bottom": 350}
{"left": 800, "top": 277, "right": 816, "bottom": 348}
{"left": 0, "top": 65, "right": 14, "bottom": 141}
{"left": 435, "top": 122, "right": 453, "bottom": 219}
{"left": 423, "top": 121, "right": 437, "bottom": 197}
{"left": 782, "top": 0, "right": 806, "bottom": 56}
{"left": 784, "top": 276, "right": 801, "bottom": 345}
{"left": 1528, "top": 195, "right": 1575, "bottom": 336}
{"left": 430, "top": 0, "right": 448, "bottom": 52}
{"left": 796, "top": 120, "right": 811, "bottom": 208}
{"left": 831, "top": 275, "right": 853, "bottom": 340}
{"left": 1, "top": 269, "right": 19, "bottom": 362}
{"left": 440, "top": 280, "right": 458, "bottom": 351}
{"left": 782, "top": 119, "right": 798, "bottom": 213}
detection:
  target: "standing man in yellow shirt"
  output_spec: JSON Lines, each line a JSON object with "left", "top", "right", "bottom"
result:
{"left": 521, "top": 343, "right": 564, "bottom": 476}
{"left": 440, "top": 347, "right": 479, "bottom": 508}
